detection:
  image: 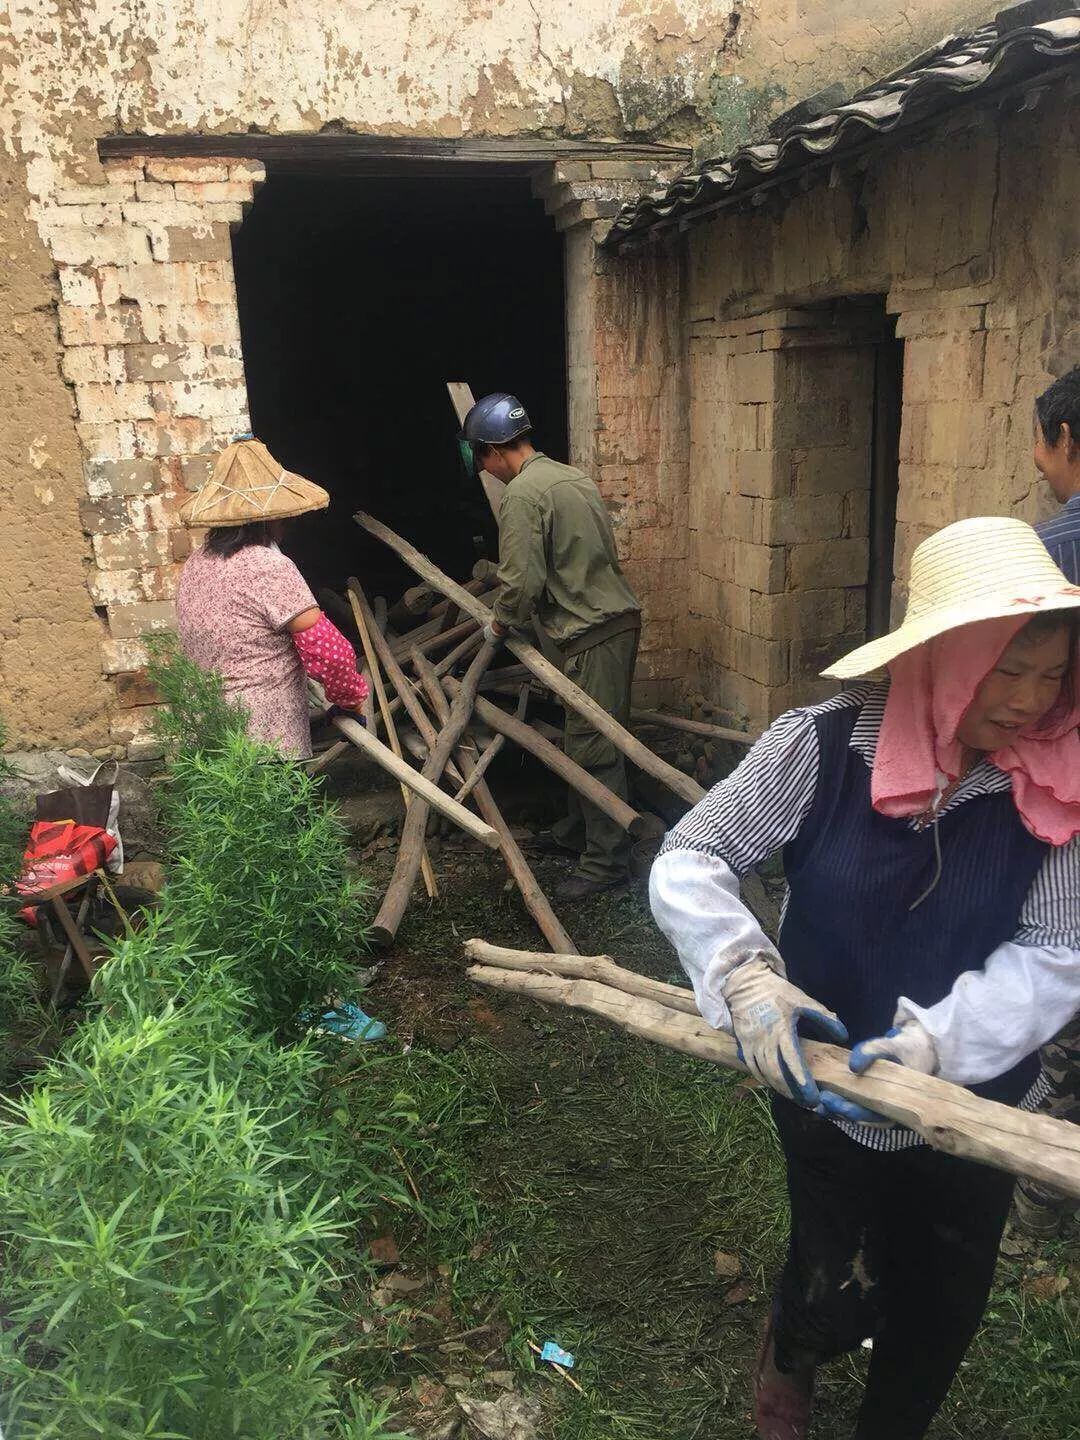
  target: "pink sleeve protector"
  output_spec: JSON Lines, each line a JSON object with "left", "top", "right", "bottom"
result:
{"left": 293, "top": 613, "right": 369, "bottom": 710}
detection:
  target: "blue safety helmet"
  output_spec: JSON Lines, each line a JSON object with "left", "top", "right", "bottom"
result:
{"left": 462, "top": 393, "right": 532, "bottom": 446}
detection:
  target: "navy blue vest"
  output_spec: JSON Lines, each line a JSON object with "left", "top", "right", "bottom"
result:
{"left": 779, "top": 704, "right": 1047, "bottom": 1105}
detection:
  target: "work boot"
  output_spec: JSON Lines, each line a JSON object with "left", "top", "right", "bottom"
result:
{"left": 754, "top": 1310, "right": 813, "bottom": 1440}
{"left": 554, "top": 873, "right": 626, "bottom": 903}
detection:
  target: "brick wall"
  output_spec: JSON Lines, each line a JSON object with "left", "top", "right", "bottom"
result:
{"left": 679, "top": 94, "right": 1080, "bottom": 729}
{"left": 542, "top": 159, "right": 688, "bottom": 707}
{"left": 687, "top": 308, "right": 875, "bottom": 728}
{"left": 33, "top": 155, "right": 264, "bottom": 757}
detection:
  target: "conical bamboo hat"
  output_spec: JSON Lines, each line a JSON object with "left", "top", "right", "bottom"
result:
{"left": 180, "top": 438, "right": 330, "bottom": 528}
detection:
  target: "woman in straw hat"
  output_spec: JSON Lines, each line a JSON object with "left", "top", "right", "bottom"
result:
{"left": 650, "top": 516, "right": 1080, "bottom": 1440}
{"left": 176, "top": 437, "right": 369, "bottom": 760}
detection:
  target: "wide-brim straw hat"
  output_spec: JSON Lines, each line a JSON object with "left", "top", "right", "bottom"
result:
{"left": 823, "top": 516, "right": 1080, "bottom": 680}
{"left": 180, "top": 438, "right": 329, "bottom": 528}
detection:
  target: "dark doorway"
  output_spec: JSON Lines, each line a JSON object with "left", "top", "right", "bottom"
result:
{"left": 231, "top": 174, "right": 566, "bottom": 602}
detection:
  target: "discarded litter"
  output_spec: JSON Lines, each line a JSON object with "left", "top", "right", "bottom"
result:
{"left": 540, "top": 1341, "right": 575, "bottom": 1369}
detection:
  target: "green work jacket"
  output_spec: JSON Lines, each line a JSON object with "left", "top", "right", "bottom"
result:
{"left": 490, "top": 453, "right": 640, "bottom": 645}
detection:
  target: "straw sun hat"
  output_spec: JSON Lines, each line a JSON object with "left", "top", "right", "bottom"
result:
{"left": 179, "top": 437, "right": 329, "bottom": 528}
{"left": 823, "top": 516, "right": 1080, "bottom": 680}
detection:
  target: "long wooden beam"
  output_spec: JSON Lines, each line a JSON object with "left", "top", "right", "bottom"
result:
{"left": 443, "top": 677, "right": 663, "bottom": 842}
{"left": 354, "top": 511, "right": 704, "bottom": 806}
{"left": 416, "top": 655, "right": 577, "bottom": 954}
{"left": 465, "top": 943, "right": 1080, "bottom": 1199}
{"left": 371, "top": 642, "right": 498, "bottom": 947}
{"left": 330, "top": 715, "right": 498, "bottom": 849}
{"left": 632, "top": 709, "right": 757, "bottom": 748}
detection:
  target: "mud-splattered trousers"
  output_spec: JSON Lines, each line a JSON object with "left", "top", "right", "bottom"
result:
{"left": 772, "top": 1098, "right": 1015, "bottom": 1440}
{"left": 1016, "top": 1010, "right": 1080, "bottom": 1211}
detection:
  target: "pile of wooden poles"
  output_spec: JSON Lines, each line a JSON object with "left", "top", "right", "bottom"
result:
{"left": 310, "top": 512, "right": 752, "bottom": 955}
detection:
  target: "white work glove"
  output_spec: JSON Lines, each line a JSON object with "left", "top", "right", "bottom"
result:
{"left": 722, "top": 956, "right": 849, "bottom": 1108}
{"left": 816, "top": 1018, "right": 939, "bottom": 1128}
{"left": 482, "top": 621, "right": 506, "bottom": 648}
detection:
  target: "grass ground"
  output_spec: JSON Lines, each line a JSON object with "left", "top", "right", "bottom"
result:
{"left": 336, "top": 841, "right": 1080, "bottom": 1440}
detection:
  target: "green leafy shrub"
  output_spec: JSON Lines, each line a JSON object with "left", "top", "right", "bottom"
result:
{"left": 0, "top": 732, "right": 38, "bottom": 1035}
{"left": 145, "top": 632, "right": 249, "bottom": 757}
{"left": 0, "top": 656, "right": 398, "bottom": 1439}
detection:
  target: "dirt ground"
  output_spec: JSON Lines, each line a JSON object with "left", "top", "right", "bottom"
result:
{"left": 331, "top": 818, "right": 1080, "bottom": 1440}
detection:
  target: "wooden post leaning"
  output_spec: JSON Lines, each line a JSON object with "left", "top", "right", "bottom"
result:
{"left": 464, "top": 941, "right": 1080, "bottom": 1200}
{"left": 415, "top": 653, "right": 578, "bottom": 955}
{"left": 346, "top": 580, "right": 438, "bottom": 900}
{"left": 354, "top": 511, "right": 705, "bottom": 808}
{"left": 370, "top": 641, "right": 498, "bottom": 948}
{"left": 444, "top": 677, "right": 664, "bottom": 841}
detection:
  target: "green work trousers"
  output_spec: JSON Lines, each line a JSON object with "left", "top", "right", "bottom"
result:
{"left": 551, "top": 628, "right": 637, "bottom": 883}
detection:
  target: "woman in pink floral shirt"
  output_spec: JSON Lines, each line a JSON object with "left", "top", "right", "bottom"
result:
{"left": 176, "top": 439, "right": 368, "bottom": 759}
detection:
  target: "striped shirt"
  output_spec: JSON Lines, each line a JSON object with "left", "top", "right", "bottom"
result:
{"left": 1037, "top": 493, "right": 1080, "bottom": 585}
{"left": 654, "top": 684, "right": 1080, "bottom": 1149}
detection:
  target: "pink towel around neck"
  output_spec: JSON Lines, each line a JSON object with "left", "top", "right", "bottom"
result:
{"left": 872, "top": 615, "right": 1080, "bottom": 844}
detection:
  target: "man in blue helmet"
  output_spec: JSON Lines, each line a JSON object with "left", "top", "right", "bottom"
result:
{"left": 461, "top": 393, "right": 641, "bottom": 901}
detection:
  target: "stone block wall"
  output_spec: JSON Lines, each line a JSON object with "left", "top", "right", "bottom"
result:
{"left": 686, "top": 308, "right": 875, "bottom": 728}
{"left": 32, "top": 155, "right": 264, "bottom": 757}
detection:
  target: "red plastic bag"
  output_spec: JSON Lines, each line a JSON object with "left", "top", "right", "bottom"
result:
{"left": 17, "top": 819, "right": 117, "bottom": 924}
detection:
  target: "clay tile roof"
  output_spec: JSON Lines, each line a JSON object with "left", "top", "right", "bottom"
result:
{"left": 604, "top": 2, "right": 1080, "bottom": 251}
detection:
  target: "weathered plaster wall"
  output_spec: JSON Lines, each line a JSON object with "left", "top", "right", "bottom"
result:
{"left": 682, "top": 88, "right": 1080, "bottom": 730}
{"left": 0, "top": 149, "right": 112, "bottom": 750}
{"left": 0, "top": 0, "right": 1000, "bottom": 748}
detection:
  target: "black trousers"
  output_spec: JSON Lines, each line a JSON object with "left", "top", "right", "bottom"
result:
{"left": 771, "top": 1097, "right": 1015, "bottom": 1440}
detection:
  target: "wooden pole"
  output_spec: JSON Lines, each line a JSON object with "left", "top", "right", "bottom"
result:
{"left": 443, "top": 677, "right": 664, "bottom": 841}
{"left": 346, "top": 578, "right": 465, "bottom": 789}
{"left": 371, "top": 641, "right": 498, "bottom": 947}
{"left": 465, "top": 948, "right": 1080, "bottom": 1200}
{"left": 633, "top": 709, "right": 758, "bottom": 748}
{"left": 329, "top": 714, "right": 498, "bottom": 849}
{"left": 453, "top": 684, "right": 527, "bottom": 803}
{"left": 346, "top": 581, "right": 438, "bottom": 899}
{"left": 416, "top": 654, "right": 578, "bottom": 954}
{"left": 354, "top": 511, "right": 704, "bottom": 807}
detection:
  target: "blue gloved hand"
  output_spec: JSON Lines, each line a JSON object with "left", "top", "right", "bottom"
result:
{"left": 817, "top": 1020, "right": 938, "bottom": 1126}
{"left": 722, "top": 956, "right": 849, "bottom": 1109}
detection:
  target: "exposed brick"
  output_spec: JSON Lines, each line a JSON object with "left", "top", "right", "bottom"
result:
{"left": 76, "top": 420, "right": 139, "bottom": 461}
{"left": 731, "top": 541, "right": 786, "bottom": 593}
{"left": 736, "top": 450, "right": 790, "bottom": 499}
{"left": 176, "top": 454, "right": 215, "bottom": 491}
{"left": 732, "top": 351, "right": 776, "bottom": 404}
{"left": 845, "top": 489, "right": 871, "bottom": 538}
{"left": 139, "top": 301, "right": 241, "bottom": 346}
{"left": 194, "top": 261, "right": 237, "bottom": 304}
{"left": 75, "top": 382, "right": 154, "bottom": 423}
{"left": 749, "top": 588, "right": 845, "bottom": 640}
{"left": 152, "top": 379, "right": 248, "bottom": 419}
{"left": 118, "top": 262, "right": 199, "bottom": 306}
{"left": 170, "top": 527, "right": 194, "bottom": 561}
{"left": 57, "top": 267, "right": 101, "bottom": 306}
{"left": 85, "top": 457, "right": 160, "bottom": 498}
{"left": 903, "top": 333, "right": 986, "bottom": 403}
{"left": 88, "top": 568, "right": 143, "bottom": 607}
{"left": 101, "top": 160, "right": 144, "bottom": 184}
{"left": 793, "top": 445, "right": 870, "bottom": 495}
{"left": 61, "top": 345, "right": 109, "bottom": 385}
{"left": 143, "top": 563, "right": 181, "bottom": 601}
{"left": 133, "top": 416, "right": 215, "bottom": 457}
{"left": 760, "top": 495, "right": 845, "bottom": 545}
{"left": 79, "top": 496, "right": 130, "bottom": 535}
{"left": 788, "top": 538, "right": 868, "bottom": 590}
{"left": 115, "top": 669, "right": 163, "bottom": 708}
{"left": 46, "top": 224, "right": 152, "bottom": 267}
{"left": 145, "top": 158, "right": 230, "bottom": 183}
{"left": 94, "top": 530, "right": 170, "bottom": 571}
{"left": 894, "top": 304, "right": 985, "bottom": 339}
{"left": 227, "top": 159, "right": 267, "bottom": 184}
{"left": 100, "top": 637, "right": 150, "bottom": 674}
{"left": 58, "top": 303, "right": 142, "bottom": 347}
{"left": 135, "top": 179, "right": 177, "bottom": 202}
{"left": 172, "top": 180, "right": 253, "bottom": 204}
{"left": 55, "top": 181, "right": 134, "bottom": 204}
{"left": 125, "top": 343, "right": 190, "bottom": 382}
{"left": 147, "top": 223, "right": 237, "bottom": 264}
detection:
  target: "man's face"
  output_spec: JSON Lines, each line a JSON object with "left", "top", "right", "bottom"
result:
{"left": 1034, "top": 417, "right": 1077, "bottom": 503}
{"left": 478, "top": 444, "right": 514, "bottom": 483}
